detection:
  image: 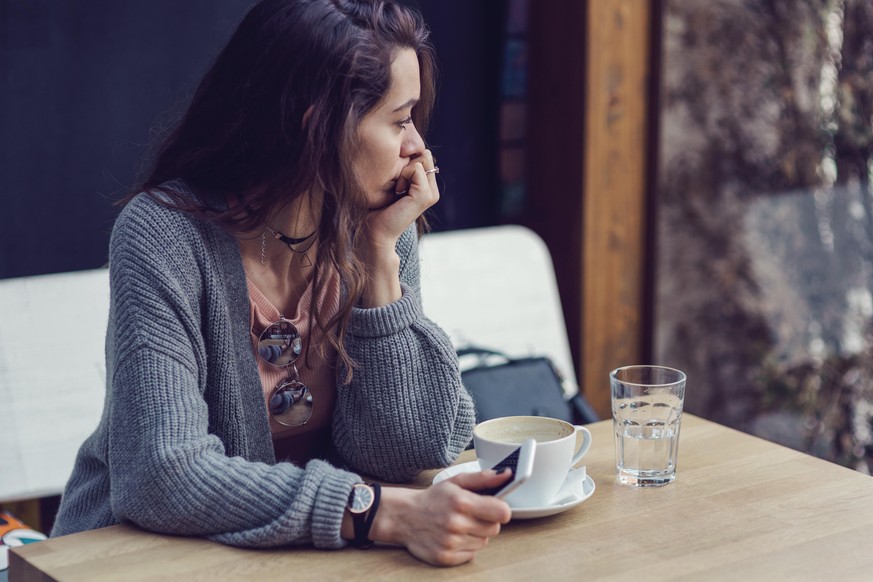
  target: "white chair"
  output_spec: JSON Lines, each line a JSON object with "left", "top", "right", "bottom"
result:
{"left": 0, "top": 269, "right": 109, "bottom": 503}
{"left": 418, "top": 225, "right": 579, "bottom": 398}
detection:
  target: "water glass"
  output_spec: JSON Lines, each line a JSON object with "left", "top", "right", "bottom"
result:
{"left": 610, "top": 365, "right": 686, "bottom": 486}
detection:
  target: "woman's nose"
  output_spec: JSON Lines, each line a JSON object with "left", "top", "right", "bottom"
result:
{"left": 401, "top": 123, "right": 425, "bottom": 158}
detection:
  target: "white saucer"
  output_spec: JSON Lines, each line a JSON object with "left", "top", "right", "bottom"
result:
{"left": 432, "top": 461, "right": 595, "bottom": 519}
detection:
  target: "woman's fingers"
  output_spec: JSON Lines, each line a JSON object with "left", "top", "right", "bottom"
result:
{"left": 397, "top": 479, "right": 510, "bottom": 567}
{"left": 471, "top": 515, "right": 503, "bottom": 537}
{"left": 436, "top": 479, "right": 510, "bottom": 539}
{"left": 403, "top": 163, "right": 438, "bottom": 209}
{"left": 450, "top": 468, "right": 512, "bottom": 490}
{"left": 373, "top": 162, "right": 437, "bottom": 242}
{"left": 413, "top": 546, "right": 479, "bottom": 568}
{"left": 395, "top": 150, "right": 439, "bottom": 202}
{"left": 415, "top": 150, "right": 439, "bottom": 201}
{"left": 407, "top": 526, "right": 491, "bottom": 567}
{"left": 448, "top": 470, "right": 514, "bottom": 524}
{"left": 448, "top": 514, "right": 503, "bottom": 539}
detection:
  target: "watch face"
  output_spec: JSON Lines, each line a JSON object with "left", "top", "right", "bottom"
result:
{"left": 349, "top": 483, "right": 374, "bottom": 514}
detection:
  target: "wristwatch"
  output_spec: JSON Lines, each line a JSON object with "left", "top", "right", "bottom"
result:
{"left": 347, "top": 482, "right": 381, "bottom": 548}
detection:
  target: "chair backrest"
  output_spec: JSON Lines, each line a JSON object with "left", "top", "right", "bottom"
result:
{"left": 0, "top": 269, "right": 109, "bottom": 502}
{"left": 418, "top": 225, "right": 578, "bottom": 396}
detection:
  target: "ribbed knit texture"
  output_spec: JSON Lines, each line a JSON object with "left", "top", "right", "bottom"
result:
{"left": 50, "top": 185, "right": 475, "bottom": 549}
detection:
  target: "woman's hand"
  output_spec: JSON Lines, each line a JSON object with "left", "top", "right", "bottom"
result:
{"left": 368, "top": 149, "right": 440, "bottom": 246}
{"left": 358, "top": 150, "right": 439, "bottom": 307}
{"left": 369, "top": 470, "right": 513, "bottom": 567}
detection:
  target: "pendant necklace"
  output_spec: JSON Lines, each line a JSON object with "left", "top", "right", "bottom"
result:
{"left": 261, "top": 227, "right": 317, "bottom": 267}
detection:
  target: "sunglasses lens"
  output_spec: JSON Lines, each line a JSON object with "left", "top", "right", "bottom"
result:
{"left": 258, "top": 320, "right": 302, "bottom": 367}
{"left": 269, "top": 380, "right": 313, "bottom": 426}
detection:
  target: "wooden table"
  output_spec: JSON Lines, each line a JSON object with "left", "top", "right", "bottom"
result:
{"left": 11, "top": 415, "right": 873, "bottom": 581}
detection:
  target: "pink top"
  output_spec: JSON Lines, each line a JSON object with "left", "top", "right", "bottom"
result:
{"left": 247, "top": 270, "right": 340, "bottom": 464}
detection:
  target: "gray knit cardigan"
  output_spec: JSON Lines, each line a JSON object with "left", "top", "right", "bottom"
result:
{"left": 51, "top": 188, "right": 475, "bottom": 549}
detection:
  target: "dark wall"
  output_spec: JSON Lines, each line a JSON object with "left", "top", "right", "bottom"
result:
{"left": 421, "top": 0, "right": 505, "bottom": 231}
{"left": 0, "top": 0, "right": 504, "bottom": 280}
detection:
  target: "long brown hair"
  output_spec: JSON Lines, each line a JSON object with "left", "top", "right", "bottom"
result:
{"left": 134, "top": 0, "right": 436, "bottom": 380}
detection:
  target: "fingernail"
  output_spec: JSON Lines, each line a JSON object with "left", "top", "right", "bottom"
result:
{"left": 496, "top": 467, "right": 510, "bottom": 475}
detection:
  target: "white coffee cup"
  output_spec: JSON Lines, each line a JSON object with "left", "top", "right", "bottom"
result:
{"left": 473, "top": 416, "right": 592, "bottom": 508}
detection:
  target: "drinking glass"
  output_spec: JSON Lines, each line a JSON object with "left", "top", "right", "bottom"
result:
{"left": 610, "top": 365, "right": 686, "bottom": 486}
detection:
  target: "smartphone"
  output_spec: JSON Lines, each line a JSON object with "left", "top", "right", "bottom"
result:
{"left": 478, "top": 438, "right": 536, "bottom": 498}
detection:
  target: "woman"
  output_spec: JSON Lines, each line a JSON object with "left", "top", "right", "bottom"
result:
{"left": 51, "top": 0, "right": 511, "bottom": 567}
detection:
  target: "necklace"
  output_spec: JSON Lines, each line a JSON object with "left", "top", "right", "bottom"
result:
{"left": 261, "top": 227, "right": 317, "bottom": 267}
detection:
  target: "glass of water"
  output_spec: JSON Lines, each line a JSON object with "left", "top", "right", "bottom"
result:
{"left": 610, "top": 365, "right": 686, "bottom": 486}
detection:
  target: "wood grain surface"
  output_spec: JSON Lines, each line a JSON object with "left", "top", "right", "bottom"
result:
{"left": 12, "top": 415, "right": 873, "bottom": 581}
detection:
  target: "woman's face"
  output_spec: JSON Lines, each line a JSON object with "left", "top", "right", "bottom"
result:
{"left": 353, "top": 48, "right": 426, "bottom": 209}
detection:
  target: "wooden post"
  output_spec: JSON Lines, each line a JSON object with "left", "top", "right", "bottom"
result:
{"left": 582, "top": 0, "right": 653, "bottom": 415}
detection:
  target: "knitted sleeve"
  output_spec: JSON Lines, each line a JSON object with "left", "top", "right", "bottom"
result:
{"left": 332, "top": 225, "right": 476, "bottom": 482}
{"left": 105, "top": 197, "right": 359, "bottom": 549}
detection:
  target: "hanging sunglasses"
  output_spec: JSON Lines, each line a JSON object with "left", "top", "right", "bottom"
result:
{"left": 257, "top": 317, "right": 313, "bottom": 427}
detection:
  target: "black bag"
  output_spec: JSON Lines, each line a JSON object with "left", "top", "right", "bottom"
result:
{"left": 458, "top": 347, "right": 599, "bottom": 425}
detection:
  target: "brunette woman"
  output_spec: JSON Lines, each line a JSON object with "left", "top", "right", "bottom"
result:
{"left": 52, "top": 0, "right": 511, "bottom": 566}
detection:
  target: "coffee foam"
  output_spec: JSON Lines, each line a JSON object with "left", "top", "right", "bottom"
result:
{"left": 475, "top": 417, "right": 572, "bottom": 444}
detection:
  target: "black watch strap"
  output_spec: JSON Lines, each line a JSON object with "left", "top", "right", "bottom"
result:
{"left": 352, "top": 482, "right": 381, "bottom": 549}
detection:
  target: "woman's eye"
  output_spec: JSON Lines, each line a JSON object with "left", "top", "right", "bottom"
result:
{"left": 397, "top": 115, "right": 413, "bottom": 129}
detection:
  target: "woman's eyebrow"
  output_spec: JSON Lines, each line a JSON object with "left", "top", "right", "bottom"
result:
{"left": 392, "top": 98, "right": 419, "bottom": 113}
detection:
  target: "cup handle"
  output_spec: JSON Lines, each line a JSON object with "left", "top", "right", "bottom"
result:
{"left": 570, "top": 426, "right": 592, "bottom": 467}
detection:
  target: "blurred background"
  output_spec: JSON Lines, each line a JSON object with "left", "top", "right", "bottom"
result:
{"left": 2, "top": 0, "right": 872, "bottom": 483}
